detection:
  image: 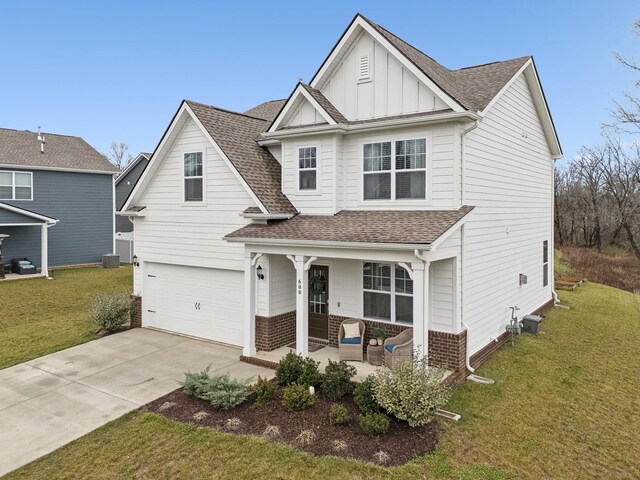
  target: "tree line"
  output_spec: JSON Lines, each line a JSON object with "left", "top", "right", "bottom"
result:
{"left": 555, "top": 20, "right": 640, "bottom": 261}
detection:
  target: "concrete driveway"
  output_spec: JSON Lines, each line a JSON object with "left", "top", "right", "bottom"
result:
{"left": 0, "top": 328, "right": 273, "bottom": 477}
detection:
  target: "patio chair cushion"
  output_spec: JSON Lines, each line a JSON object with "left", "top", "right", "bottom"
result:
{"left": 385, "top": 344, "right": 395, "bottom": 353}
{"left": 342, "top": 322, "right": 361, "bottom": 338}
{"left": 340, "top": 337, "right": 361, "bottom": 345}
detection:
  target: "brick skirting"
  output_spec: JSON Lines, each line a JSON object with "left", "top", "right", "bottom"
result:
{"left": 255, "top": 311, "right": 296, "bottom": 351}
{"left": 130, "top": 295, "right": 142, "bottom": 328}
{"left": 429, "top": 330, "right": 467, "bottom": 372}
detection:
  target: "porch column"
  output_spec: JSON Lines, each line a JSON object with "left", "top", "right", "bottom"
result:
{"left": 243, "top": 252, "right": 257, "bottom": 356}
{"left": 411, "top": 261, "right": 429, "bottom": 358}
{"left": 41, "top": 224, "right": 49, "bottom": 278}
{"left": 294, "top": 255, "right": 309, "bottom": 357}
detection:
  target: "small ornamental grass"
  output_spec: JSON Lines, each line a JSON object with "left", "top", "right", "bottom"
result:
{"left": 332, "top": 439, "right": 348, "bottom": 452}
{"left": 282, "top": 384, "right": 315, "bottom": 411}
{"left": 328, "top": 404, "right": 350, "bottom": 426}
{"left": 181, "top": 366, "right": 250, "bottom": 410}
{"left": 90, "top": 293, "right": 131, "bottom": 332}
{"left": 358, "top": 413, "right": 390, "bottom": 435}
{"left": 321, "top": 360, "right": 356, "bottom": 401}
{"left": 224, "top": 417, "right": 242, "bottom": 430}
{"left": 275, "top": 352, "right": 322, "bottom": 386}
{"left": 296, "top": 429, "right": 316, "bottom": 446}
{"left": 262, "top": 425, "right": 281, "bottom": 440}
{"left": 373, "top": 353, "right": 450, "bottom": 427}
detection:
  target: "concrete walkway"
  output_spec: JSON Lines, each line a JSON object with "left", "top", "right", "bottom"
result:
{"left": 0, "top": 328, "right": 273, "bottom": 477}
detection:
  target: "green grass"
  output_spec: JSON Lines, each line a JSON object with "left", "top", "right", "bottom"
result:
{"left": 4, "top": 267, "right": 640, "bottom": 479}
{"left": 0, "top": 266, "right": 132, "bottom": 369}
{"left": 554, "top": 248, "right": 572, "bottom": 277}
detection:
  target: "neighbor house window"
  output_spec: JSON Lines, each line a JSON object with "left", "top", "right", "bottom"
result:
{"left": 0, "top": 171, "right": 33, "bottom": 200}
{"left": 363, "top": 262, "right": 413, "bottom": 324}
{"left": 298, "top": 147, "right": 317, "bottom": 190}
{"left": 363, "top": 138, "right": 426, "bottom": 200}
{"left": 543, "top": 240, "right": 549, "bottom": 287}
{"left": 183, "top": 152, "right": 203, "bottom": 202}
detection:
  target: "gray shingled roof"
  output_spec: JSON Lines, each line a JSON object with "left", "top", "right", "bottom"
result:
{"left": 226, "top": 207, "right": 474, "bottom": 245}
{"left": 300, "top": 84, "right": 349, "bottom": 124}
{"left": 186, "top": 101, "right": 297, "bottom": 215}
{"left": 244, "top": 99, "right": 287, "bottom": 121}
{"left": 0, "top": 128, "right": 118, "bottom": 173}
{"left": 361, "top": 16, "right": 530, "bottom": 112}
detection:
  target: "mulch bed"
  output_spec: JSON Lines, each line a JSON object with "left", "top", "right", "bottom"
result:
{"left": 145, "top": 387, "right": 440, "bottom": 466}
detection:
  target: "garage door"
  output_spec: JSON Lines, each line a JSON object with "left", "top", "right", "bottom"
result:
{"left": 143, "top": 262, "right": 244, "bottom": 346}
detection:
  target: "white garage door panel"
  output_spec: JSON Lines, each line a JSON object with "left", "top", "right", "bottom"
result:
{"left": 144, "top": 263, "right": 244, "bottom": 346}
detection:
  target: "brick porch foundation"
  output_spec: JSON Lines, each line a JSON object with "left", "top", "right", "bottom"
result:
{"left": 255, "top": 311, "right": 296, "bottom": 351}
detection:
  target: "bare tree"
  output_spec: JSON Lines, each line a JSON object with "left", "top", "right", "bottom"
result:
{"left": 609, "top": 20, "right": 640, "bottom": 134}
{"left": 105, "top": 141, "right": 133, "bottom": 170}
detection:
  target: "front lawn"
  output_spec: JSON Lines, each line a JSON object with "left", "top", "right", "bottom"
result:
{"left": 0, "top": 266, "right": 132, "bottom": 369}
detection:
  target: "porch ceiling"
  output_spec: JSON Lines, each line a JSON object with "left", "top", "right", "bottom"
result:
{"left": 226, "top": 206, "right": 474, "bottom": 248}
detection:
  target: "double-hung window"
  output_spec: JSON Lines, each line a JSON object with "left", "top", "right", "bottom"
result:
{"left": 363, "top": 262, "right": 413, "bottom": 324}
{"left": 298, "top": 147, "right": 317, "bottom": 191}
{"left": 0, "top": 171, "right": 33, "bottom": 200}
{"left": 543, "top": 240, "right": 549, "bottom": 287}
{"left": 183, "top": 152, "right": 203, "bottom": 202}
{"left": 363, "top": 138, "right": 426, "bottom": 201}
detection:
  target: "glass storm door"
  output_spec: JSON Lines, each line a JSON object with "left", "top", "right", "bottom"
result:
{"left": 308, "top": 265, "right": 329, "bottom": 340}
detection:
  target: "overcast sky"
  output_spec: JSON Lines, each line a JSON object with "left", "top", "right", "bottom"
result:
{"left": 1, "top": 1, "right": 638, "bottom": 165}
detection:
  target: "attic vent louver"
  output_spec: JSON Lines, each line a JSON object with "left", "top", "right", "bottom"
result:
{"left": 358, "top": 54, "right": 370, "bottom": 81}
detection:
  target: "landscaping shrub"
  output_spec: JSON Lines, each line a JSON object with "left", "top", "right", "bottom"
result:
{"left": 90, "top": 293, "right": 131, "bottom": 332}
{"left": 275, "top": 352, "right": 321, "bottom": 386}
{"left": 321, "top": 359, "right": 356, "bottom": 401}
{"left": 282, "top": 384, "right": 315, "bottom": 411}
{"left": 181, "top": 366, "right": 250, "bottom": 410}
{"left": 250, "top": 376, "right": 277, "bottom": 408}
{"left": 373, "top": 354, "right": 450, "bottom": 427}
{"left": 329, "top": 404, "right": 350, "bottom": 426}
{"left": 358, "top": 413, "right": 390, "bottom": 435}
{"left": 353, "top": 375, "right": 383, "bottom": 414}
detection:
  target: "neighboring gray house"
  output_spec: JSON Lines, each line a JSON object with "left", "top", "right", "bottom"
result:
{"left": 0, "top": 128, "right": 118, "bottom": 276}
{"left": 115, "top": 152, "right": 151, "bottom": 233}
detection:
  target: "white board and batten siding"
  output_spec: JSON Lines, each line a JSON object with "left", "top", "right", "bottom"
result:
{"left": 318, "top": 31, "right": 449, "bottom": 121}
{"left": 133, "top": 116, "right": 261, "bottom": 346}
{"left": 463, "top": 73, "right": 554, "bottom": 356}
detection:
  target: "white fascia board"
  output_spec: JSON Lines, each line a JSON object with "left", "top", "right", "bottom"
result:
{"left": 122, "top": 104, "right": 190, "bottom": 212}
{"left": 479, "top": 59, "right": 531, "bottom": 116}
{"left": 115, "top": 153, "right": 149, "bottom": 185}
{"left": 225, "top": 235, "right": 432, "bottom": 252}
{"left": 116, "top": 210, "right": 146, "bottom": 217}
{"left": 309, "top": 16, "right": 464, "bottom": 113}
{"left": 0, "top": 202, "right": 58, "bottom": 224}
{"left": 268, "top": 85, "right": 336, "bottom": 133}
{"left": 240, "top": 213, "right": 294, "bottom": 220}
{"left": 428, "top": 208, "right": 475, "bottom": 251}
{"left": 184, "top": 103, "right": 269, "bottom": 214}
{"left": 0, "top": 164, "right": 117, "bottom": 175}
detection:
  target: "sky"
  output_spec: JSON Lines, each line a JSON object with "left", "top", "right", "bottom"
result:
{"left": 1, "top": 1, "right": 638, "bottom": 166}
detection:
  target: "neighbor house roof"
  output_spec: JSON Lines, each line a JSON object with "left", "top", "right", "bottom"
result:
{"left": 226, "top": 206, "right": 474, "bottom": 247}
{"left": 244, "top": 99, "right": 287, "bottom": 122}
{"left": 186, "top": 101, "right": 297, "bottom": 215}
{"left": 0, "top": 128, "right": 118, "bottom": 173}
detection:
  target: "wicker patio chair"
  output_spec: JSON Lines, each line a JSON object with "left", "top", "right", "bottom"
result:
{"left": 338, "top": 319, "right": 365, "bottom": 362}
{"left": 384, "top": 329, "right": 413, "bottom": 369}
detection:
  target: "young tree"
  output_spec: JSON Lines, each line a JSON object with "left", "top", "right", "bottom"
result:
{"left": 105, "top": 141, "right": 133, "bottom": 170}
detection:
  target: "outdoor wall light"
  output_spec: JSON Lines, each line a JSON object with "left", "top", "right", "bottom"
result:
{"left": 132, "top": 254, "right": 140, "bottom": 267}
{"left": 256, "top": 264, "right": 264, "bottom": 280}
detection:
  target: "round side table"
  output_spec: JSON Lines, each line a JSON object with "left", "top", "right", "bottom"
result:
{"left": 367, "top": 344, "right": 384, "bottom": 366}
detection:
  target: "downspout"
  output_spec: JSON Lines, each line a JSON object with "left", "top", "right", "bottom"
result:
{"left": 460, "top": 120, "right": 479, "bottom": 373}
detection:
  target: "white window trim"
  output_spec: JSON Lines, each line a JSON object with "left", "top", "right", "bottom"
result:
{"left": 0, "top": 171, "right": 33, "bottom": 201}
{"left": 359, "top": 132, "right": 432, "bottom": 205}
{"left": 361, "top": 261, "right": 413, "bottom": 326}
{"left": 296, "top": 144, "right": 321, "bottom": 195}
{"left": 181, "top": 150, "right": 206, "bottom": 206}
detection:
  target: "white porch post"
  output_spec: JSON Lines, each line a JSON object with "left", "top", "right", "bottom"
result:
{"left": 41, "top": 224, "right": 49, "bottom": 278}
{"left": 243, "top": 252, "right": 257, "bottom": 356}
{"left": 411, "top": 261, "right": 429, "bottom": 358}
{"left": 294, "top": 255, "right": 309, "bottom": 357}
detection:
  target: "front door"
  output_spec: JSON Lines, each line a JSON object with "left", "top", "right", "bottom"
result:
{"left": 308, "top": 265, "right": 329, "bottom": 340}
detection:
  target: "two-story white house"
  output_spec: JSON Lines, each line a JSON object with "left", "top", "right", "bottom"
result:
{"left": 120, "top": 14, "right": 561, "bottom": 383}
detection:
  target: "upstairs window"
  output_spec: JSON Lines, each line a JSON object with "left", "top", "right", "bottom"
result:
{"left": 363, "top": 138, "right": 426, "bottom": 201}
{"left": 0, "top": 171, "right": 33, "bottom": 200}
{"left": 543, "top": 240, "right": 549, "bottom": 287}
{"left": 298, "top": 147, "right": 317, "bottom": 191}
{"left": 183, "top": 152, "right": 203, "bottom": 202}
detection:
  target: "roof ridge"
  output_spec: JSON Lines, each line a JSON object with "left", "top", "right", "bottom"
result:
{"left": 185, "top": 100, "right": 269, "bottom": 122}
{"left": 0, "top": 127, "right": 84, "bottom": 140}
{"left": 454, "top": 56, "right": 531, "bottom": 71}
